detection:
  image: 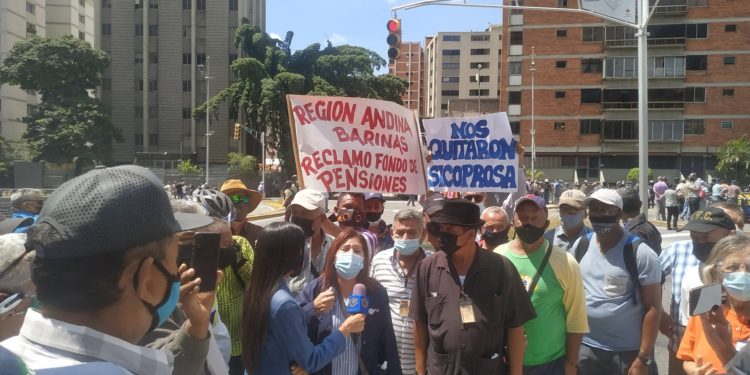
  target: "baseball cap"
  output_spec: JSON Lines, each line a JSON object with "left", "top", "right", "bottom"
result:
{"left": 421, "top": 194, "right": 445, "bottom": 216}
{"left": 514, "top": 194, "right": 548, "bottom": 213}
{"left": 558, "top": 189, "right": 587, "bottom": 209}
{"left": 681, "top": 207, "right": 735, "bottom": 233}
{"left": 27, "top": 165, "right": 212, "bottom": 259}
{"left": 583, "top": 189, "right": 623, "bottom": 210}
{"left": 365, "top": 193, "right": 385, "bottom": 202}
{"left": 290, "top": 189, "right": 326, "bottom": 213}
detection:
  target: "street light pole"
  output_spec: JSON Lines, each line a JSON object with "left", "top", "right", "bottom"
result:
{"left": 530, "top": 46, "right": 536, "bottom": 182}
{"left": 201, "top": 56, "right": 213, "bottom": 186}
{"left": 637, "top": 0, "right": 650, "bottom": 215}
{"left": 476, "top": 63, "right": 483, "bottom": 114}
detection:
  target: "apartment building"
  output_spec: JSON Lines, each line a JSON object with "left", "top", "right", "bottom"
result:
{"left": 501, "top": 0, "right": 750, "bottom": 182}
{"left": 423, "top": 25, "right": 503, "bottom": 118}
{"left": 388, "top": 42, "right": 424, "bottom": 116}
{"left": 100, "top": 0, "right": 265, "bottom": 176}
{"left": 0, "top": 0, "right": 96, "bottom": 148}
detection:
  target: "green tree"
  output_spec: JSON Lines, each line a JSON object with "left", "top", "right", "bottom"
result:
{"left": 0, "top": 35, "right": 120, "bottom": 174}
{"left": 227, "top": 152, "right": 258, "bottom": 179}
{"left": 198, "top": 24, "right": 408, "bottom": 170}
{"left": 0, "top": 136, "right": 18, "bottom": 175}
{"left": 177, "top": 159, "right": 203, "bottom": 177}
{"left": 716, "top": 134, "right": 750, "bottom": 182}
{"left": 525, "top": 168, "right": 545, "bottom": 181}
{"left": 626, "top": 167, "right": 654, "bottom": 182}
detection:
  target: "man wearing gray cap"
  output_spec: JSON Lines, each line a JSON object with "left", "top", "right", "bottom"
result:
{"left": 572, "top": 189, "right": 662, "bottom": 375}
{"left": 1, "top": 165, "right": 214, "bottom": 374}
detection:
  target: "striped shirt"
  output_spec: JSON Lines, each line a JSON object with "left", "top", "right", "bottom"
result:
{"left": 370, "top": 247, "right": 432, "bottom": 374}
{"left": 331, "top": 300, "right": 360, "bottom": 375}
{"left": 659, "top": 240, "right": 701, "bottom": 350}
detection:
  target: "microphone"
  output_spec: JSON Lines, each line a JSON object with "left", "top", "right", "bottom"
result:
{"left": 347, "top": 283, "right": 369, "bottom": 315}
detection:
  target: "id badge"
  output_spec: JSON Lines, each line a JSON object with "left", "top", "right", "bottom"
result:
{"left": 399, "top": 300, "right": 410, "bottom": 317}
{"left": 459, "top": 294, "right": 476, "bottom": 324}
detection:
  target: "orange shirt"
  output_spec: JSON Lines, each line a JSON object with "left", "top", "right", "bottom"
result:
{"left": 677, "top": 307, "right": 750, "bottom": 374}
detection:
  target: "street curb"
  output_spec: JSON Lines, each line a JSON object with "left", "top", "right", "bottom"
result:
{"left": 248, "top": 209, "right": 285, "bottom": 221}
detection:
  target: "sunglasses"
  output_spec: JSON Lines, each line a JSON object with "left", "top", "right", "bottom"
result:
{"left": 230, "top": 194, "right": 250, "bottom": 204}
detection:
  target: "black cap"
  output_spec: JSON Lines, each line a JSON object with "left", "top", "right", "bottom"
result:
{"left": 27, "top": 165, "right": 212, "bottom": 259}
{"left": 680, "top": 207, "right": 736, "bottom": 233}
{"left": 430, "top": 198, "right": 484, "bottom": 227}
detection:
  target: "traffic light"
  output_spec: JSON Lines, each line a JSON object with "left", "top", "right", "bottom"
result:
{"left": 233, "top": 123, "right": 241, "bottom": 141}
{"left": 387, "top": 19, "right": 401, "bottom": 60}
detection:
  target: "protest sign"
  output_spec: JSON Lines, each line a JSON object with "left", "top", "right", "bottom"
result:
{"left": 423, "top": 112, "right": 518, "bottom": 193}
{"left": 286, "top": 95, "right": 427, "bottom": 195}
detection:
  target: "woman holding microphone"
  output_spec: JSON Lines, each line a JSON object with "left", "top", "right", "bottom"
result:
{"left": 241, "top": 222, "right": 365, "bottom": 374}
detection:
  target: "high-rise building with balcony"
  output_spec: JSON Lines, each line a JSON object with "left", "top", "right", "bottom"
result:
{"left": 501, "top": 0, "right": 749, "bottom": 181}
{"left": 388, "top": 42, "right": 424, "bottom": 116}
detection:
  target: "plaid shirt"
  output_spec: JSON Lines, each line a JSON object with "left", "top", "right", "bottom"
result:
{"left": 1, "top": 309, "right": 172, "bottom": 374}
{"left": 659, "top": 240, "right": 701, "bottom": 350}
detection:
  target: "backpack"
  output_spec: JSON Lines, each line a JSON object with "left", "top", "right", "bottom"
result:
{"left": 574, "top": 232, "right": 643, "bottom": 305}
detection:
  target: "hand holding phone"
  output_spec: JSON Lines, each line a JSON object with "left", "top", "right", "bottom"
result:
{"left": 689, "top": 282, "right": 722, "bottom": 316}
{"left": 191, "top": 232, "right": 220, "bottom": 292}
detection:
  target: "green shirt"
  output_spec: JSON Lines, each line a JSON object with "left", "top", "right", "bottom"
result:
{"left": 499, "top": 240, "right": 567, "bottom": 366}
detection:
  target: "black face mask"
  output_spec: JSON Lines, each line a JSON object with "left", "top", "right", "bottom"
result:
{"left": 514, "top": 224, "right": 547, "bottom": 244}
{"left": 692, "top": 241, "right": 716, "bottom": 263}
{"left": 428, "top": 222, "right": 461, "bottom": 256}
{"left": 483, "top": 228, "right": 510, "bottom": 249}
{"left": 337, "top": 208, "right": 366, "bottom": 228}
{"left": 291, "top": 216, "right": 316, "bottom": 237}
{"left": 218, "top": 244, "right": 242, "bottom": 269}
{"left": 366, "top": 212, "right": 383, "bottom": 223}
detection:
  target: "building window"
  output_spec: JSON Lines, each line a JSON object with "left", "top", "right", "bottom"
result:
{"left": 182, "top": 26, "right": 191, "bottom": 37}
{"left": 649, "top": 120, "right": 684, "bottom": 141}
{"left": 442, "top": 76, "right": 459, "bottom": 83}
{"left": 135, "top": 106, "right": 143, "bottom": 118}
{"left": 149, "top": 80, "right": 158, "bottom": 92}
{"left": 134, "top": 0, "right": 142, "bottom": 9}
{"left": 684, "top": 87, "right": 706, "bottom": 102}
{"left": 182, "top": 0, "right": 190, "bottom": 9}
{"left": 196, "top": 53, "right": 206, "bottom": 65}
{"left": 686, "top": 55, "right": 707, "bottom": 70}
{"left": 469, "top": 75, "right": 489, "bottom": 83}
{"left": 148, "top": 25, "right": 158, "bottom": 36}
{"left": 102, "top": 0, "right": 111, "bottom": 8}
{"left": 686, "top": 23, "right": 708, "bottom": 39}
{"left": 470, "top": 34, "right": 490, "bottom": 41}
{"left": 26, "top": 104, "right": 37, "bottom": 116}
{"left": 581, "top": 89, "right": 601, "bottom": 103}
{"left": 687, "top": 0, "right": 708, "bottom": 5}
{"left": 442, "top": 62, "right": 460, "bottom": 69}
{"left": 510, "top": 121, "right": 521, "bottom": 134}
{"left": 135, "top": 24, "right": 143, "bottom": 36}
{"left": 556, "top": 60, "right": 567, "bottom": 68}
{"left": 469, "top": 89, "right": 490, "bottom": 96}
{"left": 581, "top": 58, "right": 603, "bottom": 73}
{"left": 441, "top": 90, "right": 459, "bottom": 96}
{"left": 135, "top": 79, "right": 143, "bottom": 91}
{"left": 442, "top": 49, "right": 460, "bottom": 56}
{"left": 134, "top": 53, "right": 143, "bottom": 64}
{"left": 469, "top": 62, "right": 488, "bottom": 69}
{"left": 557, "top": 0, "right": 568, "bottom": 7}
{"left": 508, "top": 91, "right": 522, "bottom": 105}
{"left": 440, "top": 104, "right": 448, "bottom": 110}
{"left": 720, "top": 121, "right": 733, "bottom": 129}
{"left": 26, "top": 2, "right": 35, "bottom": 13}
{"left": 149, "top": 52, "right": 158, "bottom": 64}
{"left": 724, "top": 56, "right": 736, "bottom": 65}
{"left": 182, "top": 53, "right": 191, "bottom": 64}
{"left": 183, "top": 107, "right": 192, "bottom": 119}
{"left": 582, "top": 26, "right": 604, "bottom": 42}
{"left": 603, "top": 121, "right": 638, "bottom": 140}
{"left": 508, "top": 62, "right": 522, "bottom": 75}
{"left": 556, "top": 29, "right": 567, "bottom": 37}
{"left": 470, "top": 49, "right": 490, "bottom": 55}
{"left": 149, "top": 0, "right": 158, "bottom": 9}
{"left": 580, "top": 119, "right": 602, "bottom": 134}
{"left": 555, "top": 91, "right": 566, "bottom": 98}
{"left": 135, "top": 134, "right": 143, "bottom": 146}
{"left": 229, "top": 0, "right": 238, "bottom": 11}
{"left": 26, "top": 23, "right": 37, "bottom": 35}
{"left": 102, "top": 23, "right": 111, "bottom": 35}
{"left": 723, "top": 88, "right": 735, "bottom": 97}
{"left": 79, "top": 14, "right": 85, "bottom": 24}
{"left": 554, "top": 122, "right": 566, "bottom": 129}
{"left": 79, "top": 32, "right": 85, "bottom": 40}
{"left": 442, "top": 35, "right": 461, "bottom": 42}
{"left": 510, "top": 31, "right": 523, "bottom": 45}
{"left": 149, "top": 134, "right": 159, "bottom": 145}
{"left": 197, "top": 0, "right": 206, "bottom": 10}
{"left": 684, "top": 119, "right": 705, "bottom": 135}
{"left": 149, "top": 106, "right": 158, "bottom": 118}
{"left": 510, "top": 0, "right": 524, "bottom": 15}
{"left": 182, "top": 80, "right": 191, "bottom": 91}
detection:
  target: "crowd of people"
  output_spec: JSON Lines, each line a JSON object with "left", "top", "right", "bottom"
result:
{"left": 0, "top": 160, "right": 747, "bottom": 375}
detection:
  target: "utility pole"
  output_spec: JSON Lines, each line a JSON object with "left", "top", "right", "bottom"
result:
{"left": 530, "top": 46, "right": 536, "bottom": 182}
{"left": 199, "top": 57, "right": 213, "bottom": 186}
{"left": 476, "top": 63, "right": 484, "bottom": 114}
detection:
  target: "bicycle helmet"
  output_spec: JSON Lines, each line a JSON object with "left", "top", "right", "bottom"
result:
{"left": 193, "top": 188, "right": 234, "bottom": 219}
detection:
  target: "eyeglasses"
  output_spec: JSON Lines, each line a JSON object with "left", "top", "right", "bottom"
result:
{"left": 464, "top": 194, "right": 484, "bottom": 203}
{"left": 718, "top": 261, "right": 750, "bottom": 274}
{"left": 230, "top": 194, "right": 250, "bottom": 204}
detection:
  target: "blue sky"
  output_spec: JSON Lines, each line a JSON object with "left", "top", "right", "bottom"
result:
{"left": 266, "top": 0, "right": 502, "bottom": 73}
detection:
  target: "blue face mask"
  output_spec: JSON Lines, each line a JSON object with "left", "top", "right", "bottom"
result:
{"left": 134, "top": 258, "right": 181, "bottom": 332}
{"left": 335, "top": 252, "right": 364, "bottom": 280}
{"left": 394, "top": 238, "right": 420, "bottom": 256}
{"left": 723, "top": 272, "right": 750, "bottom": 302}
{"left": 560, "top": 211, "right": 584, "bottom": 230}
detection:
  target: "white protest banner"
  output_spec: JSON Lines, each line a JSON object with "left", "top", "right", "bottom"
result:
{"left": 580, "top": 0, "right": 636, "bottom": 25}
{"left": 286, "top": 94, "right": 427, "bottom": 195}
{"left": 423, "top": 112, "right": 518, "bottom": 193}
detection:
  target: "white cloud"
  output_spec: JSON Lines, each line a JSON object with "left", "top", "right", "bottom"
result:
{"left": 269, "top": 32, "right": 282, "bottom": 40}
{"left": 328, "top": 33, "right": 347, "bottom": 45}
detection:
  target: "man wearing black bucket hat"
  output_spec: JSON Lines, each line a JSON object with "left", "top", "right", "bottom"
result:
{"left": 410, "top": 198, "right": 536, "bottom": 375}
{"left": 1, "top": 165, "right": 214, "bottom": 374}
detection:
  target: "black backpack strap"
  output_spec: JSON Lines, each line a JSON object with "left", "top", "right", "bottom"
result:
{"left": 574, "top": 233, "right": 592, "bottom": 263}
{"left": 623, "top": 236, "right": 642, "bottom": 305}
{"left": 527, "top": 242, "right": 554, "bottom": 300}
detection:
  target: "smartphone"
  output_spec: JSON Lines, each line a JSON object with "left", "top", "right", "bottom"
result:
{"left": 191, "top": 232, "right": 220, "bottom": 292}
{"left": 177, "top": 244, "right": 194, "bottom": 268}
{"left": 689, "top": 282, "right": 722, "bottom": 316}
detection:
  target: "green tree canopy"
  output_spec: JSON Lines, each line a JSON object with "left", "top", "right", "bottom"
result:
{"left": 227, "top": 152, "right": 258, "bottom": 179}
{"left": 626, "top": 167, "right": 654, "bottom": 182}
{"left": 716, "top": 134, "right": 750, "bottom": 182}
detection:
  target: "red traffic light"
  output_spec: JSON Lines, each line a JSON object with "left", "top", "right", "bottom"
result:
{"left": 387, "top": 19, "right": 401, "bottom": 33}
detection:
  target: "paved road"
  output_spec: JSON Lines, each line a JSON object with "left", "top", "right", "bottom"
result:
{"left": 251, "top": 198, "right": 749, "bottom": 373}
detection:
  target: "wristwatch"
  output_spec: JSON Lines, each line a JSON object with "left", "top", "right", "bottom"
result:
{"left": 638, "top": 353, "right": 654, "bottom": 366}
